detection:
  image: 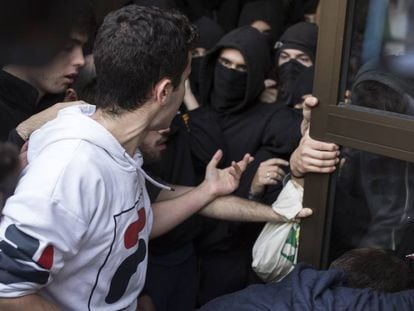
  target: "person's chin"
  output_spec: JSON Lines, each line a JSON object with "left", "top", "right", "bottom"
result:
{"left": 157, "top": 143, "right": 167, "bottom": 151}
{"left": 48, "top": 84, "right": 68, "bottom": 95}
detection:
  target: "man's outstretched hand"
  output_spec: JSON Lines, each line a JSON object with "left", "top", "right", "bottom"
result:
{"left": 203, "top": 150, "right": 254, "bottom": 197}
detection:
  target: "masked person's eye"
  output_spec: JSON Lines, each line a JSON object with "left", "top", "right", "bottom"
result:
{"left": 236, "top": 65, "right": 247, "bottom": 72}
{"left": 298, "top": 56, "right": 312, "bottom": 66}
{"left": 279, "top": 54, "right": 290, "bottom": 64}
{"left": 218, "top": 57, "right": 231, "bottom": 67}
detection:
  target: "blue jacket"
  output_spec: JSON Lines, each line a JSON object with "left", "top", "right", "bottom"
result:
{"left": 199, "top": 263, "right": 414, "bottom": 311}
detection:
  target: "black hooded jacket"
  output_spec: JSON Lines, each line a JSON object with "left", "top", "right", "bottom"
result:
{"left": 0, "top": 69, "right": 61, "bottom": 147}
{"left": 0, "top": 70, "right": 39, "bottom": 142}
{"left": 188, "top": 27, "right": 302, "bottom": 251}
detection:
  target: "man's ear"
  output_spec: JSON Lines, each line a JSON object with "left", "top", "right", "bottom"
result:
{"left": 64, "top": 88, "right": 78, "bottom": 102}
{"left": 154, "top": 78, "right": 173, "bottom": 106}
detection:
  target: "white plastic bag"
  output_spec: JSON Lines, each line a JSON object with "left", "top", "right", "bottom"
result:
{"left": 252, "top": 179, "right": 303, "bottom": 282}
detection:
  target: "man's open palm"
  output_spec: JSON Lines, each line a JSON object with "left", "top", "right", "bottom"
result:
{"left": 204, "top": 150, "right": 254, "bottom": 197}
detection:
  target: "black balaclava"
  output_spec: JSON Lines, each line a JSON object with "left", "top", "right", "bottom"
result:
{"left": 238, "top": 0, "right": 285, "bottom": 50}
{"left": 210, "top": 62, "right": 247, "bottom": 113}
{"left": 277, "top": 60, "right": 308, "bottom": 104}
{"left": 191, "top": 16, "right": 225, "bottom": 96}
{"left": 199, "top": 26, "right": 271, "bottom": 115}
{"left": 274, "top": 22, "right": 318, "bottom": 103}
{"left": 289, "top": 65, "right": 314, "bottom": 107}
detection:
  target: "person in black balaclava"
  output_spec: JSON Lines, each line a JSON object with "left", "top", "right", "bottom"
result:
{"left": 274, "top": 22, "right": 318, "bottom": 105}
{"left": 190, "top": 16, "right": 225, "bottom": 99}
{"left": 187, "top": 26, "right": 302, "bottom": 304}
{"left": 238, "top": 0, "right": 286, "bottom": 50}
{"left": 289, "top": 65, "right": 314, "bottom": 109}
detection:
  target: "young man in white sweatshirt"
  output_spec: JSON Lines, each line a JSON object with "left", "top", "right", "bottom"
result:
{"left": 0, "top": 5, "right": 253, "bottom": 311}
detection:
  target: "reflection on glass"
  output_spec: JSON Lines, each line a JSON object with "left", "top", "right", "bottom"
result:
{"left": 350, "top": 57, "right": 414, "bottom": 116}
{"left": 329, "top": 148, "right": 414, "bottom": 265}
{"left": 342, "top": 0, "right": 414, "bottom": 116}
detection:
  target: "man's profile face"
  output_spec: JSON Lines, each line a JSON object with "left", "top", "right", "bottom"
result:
{"left": 140, "top": 129, "right": 170, "bottom": 164}
{"left": 31, "top": 31, "right": 88, "bottom": 95}
{"left": 278, "top": 48, "right": 313, "bottom": 67}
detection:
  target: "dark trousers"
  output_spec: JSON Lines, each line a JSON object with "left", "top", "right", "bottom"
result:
{"left": 145, "top": 253, "right": 198, "bottom": 311}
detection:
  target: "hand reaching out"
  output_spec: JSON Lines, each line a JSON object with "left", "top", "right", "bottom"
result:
{"left": 250, "top": 158, "right": 289, "bottom": 197}
{"left": 203, "top": 150, "right": 254, "bottom": 197}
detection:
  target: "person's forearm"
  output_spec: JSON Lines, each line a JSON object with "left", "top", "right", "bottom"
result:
{"left": 16, "top": 101, "right": 82, "bottom": 141}
{"left": 156, "top": 185, "right": 193, "bottom": 202}
{"left": 199, "top": 195, "right": 285, "bottom": 223}
{"left": 0, "top": 294, "right": 60, "bottom": 311}
{"left": 150, "top": 182, "right": 216, "bottom": 238}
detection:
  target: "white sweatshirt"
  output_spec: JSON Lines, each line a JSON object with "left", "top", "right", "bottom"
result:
{"left": 0, "top": 104, "right": 166, "bottom": 310}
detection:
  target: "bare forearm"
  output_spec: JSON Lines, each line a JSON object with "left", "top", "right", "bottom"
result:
{"left": 199, "top": 195, "right": 285, "bottom": 223}
{"left": 0, "top": 294, "right": 60, "bottom": 311}
{"left": 16, "top": 102, "right": 81, "bottom": 140}
{"left": 156, "top": 185, "right": 193, "bottom": 202}
{"left": 150, "top": 182, "right": 215, "bottom": 238}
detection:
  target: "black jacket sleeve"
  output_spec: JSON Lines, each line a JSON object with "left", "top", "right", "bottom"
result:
{"left": 187, "top": 106, "right": 229, "bottom": 172}
{"left": 7, "top": 129, "right": 26, "bottom": 150}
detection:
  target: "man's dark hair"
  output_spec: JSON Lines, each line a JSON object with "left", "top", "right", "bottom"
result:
{"left": 352, "top": 80, "right": 407, "bottom": 114}
{"left": 93, "top": 5, "right": 196, "bottom": 114}
{"left": 330, "top": 248, "right": 414, "bottom": 292}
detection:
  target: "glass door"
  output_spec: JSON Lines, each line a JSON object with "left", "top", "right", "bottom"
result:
{"left": 298, "top": 0, "right": 414, "bottom": 268}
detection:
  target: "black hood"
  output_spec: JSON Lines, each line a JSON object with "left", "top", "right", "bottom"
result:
{"left": 238, "top": 0, "right": 285, "bottom": 45}
{"left": 193, "top": 16, "right": 225, "bottom": 50}
{"left": 352, "top": 57, "right": 414, "bottom": 115}
{"left": 199, "top": 26, "right": 271, "bottom": 114}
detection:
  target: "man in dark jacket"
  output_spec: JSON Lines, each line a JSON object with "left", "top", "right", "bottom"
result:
{"left": 187, "top": 26, "right": 302, "bottom": 303}
{"left": 0, "top": 7, "right": 91, "bottom": 147}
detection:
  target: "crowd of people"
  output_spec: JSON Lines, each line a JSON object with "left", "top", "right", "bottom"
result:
{"left": 0, "top": 0, "right": 413, "bottom": 310}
